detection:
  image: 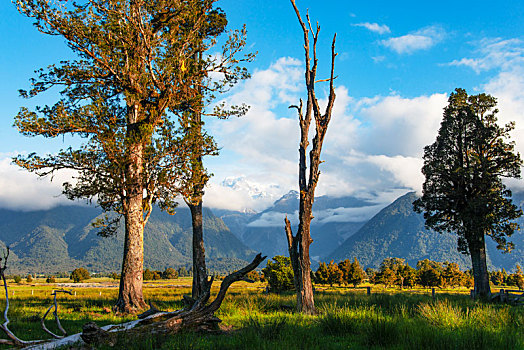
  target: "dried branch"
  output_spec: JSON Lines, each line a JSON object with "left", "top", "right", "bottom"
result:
{"left": 0, "top": 248, "right": 43, "bottom": 347}
{"left": 41, "top": 289, "right": 73, "bottom": 339}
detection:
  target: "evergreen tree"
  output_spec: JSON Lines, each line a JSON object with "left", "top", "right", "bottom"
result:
{"left": 414, "top": 88, "right": 522, "bottom": 298}
{"left": 416, "top": 260, "right": 442, "bottom": 288}
{"left": 315, "top": 262, "right": 329, "bottom": 285}
{"left": 326, "top": 261, "right": 343, "bottom": 286}
{"left": 441, "top": 262, "right": 464, "bottom": 288}
{"left": 348, "top": 258, "right": 365, "bottom": 287}
{"left": 507, "top": 264, "right": 524, "bottom": 290}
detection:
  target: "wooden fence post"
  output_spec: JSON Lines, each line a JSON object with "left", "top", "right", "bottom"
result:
{"left": 432, "top": 288, "right": 435, "bottom": 300}
{"left": 367, "top": 286, "right": 371, "bottom": 295}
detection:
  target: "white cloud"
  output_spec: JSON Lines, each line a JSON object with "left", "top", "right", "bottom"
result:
{"left": 448, "top": 38, "right": 524, "bottom": 73}
{"left": 204, "top": 60, "right": 449, "bottom": 210}
{"left": 357, "top": 93, "right": 448, "bottom": 157}
{"left": 450, "top": 37, "right": 524, "bottom": 157}
{"left": 366, "top": 155, "right": 424, "bottom": 195}
{"left": 315, "top": 205, "right": 384, "bottom": 224}
{"left": 353, "top": 22, "right": 390, "bottom": 35}
{"left": 0, "top": 157, "right": 79, "bottom": 211}
{"left": 382, "top": 26, "right": 445, "bottom": 54}
{"left": 248, "top": 211, "right": 298, "bottom": 227}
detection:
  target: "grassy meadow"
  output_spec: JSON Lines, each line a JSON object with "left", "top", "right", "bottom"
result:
{"left": 0, "top": 277, "right": 522, "bottom": 349}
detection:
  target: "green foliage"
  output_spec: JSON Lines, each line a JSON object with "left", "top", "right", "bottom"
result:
{"left": 45, "top": 276, "right": 56, "bottom": 283}
{"left": 245, "top": 270, "right": 261, "bottom": 282}
{"left": 441, "top": 262, "right": 464, "bottom": 287}
{"left": 13, "top": 0, "right": 254, "bottom": 237}
{"left": 326, "top": 260, "right": 343, "bottom": 286}
{"left": 262, "top": 256, "right": 294, "bottom": 292}
{"left": 70, "top": 268, "right": 90, "bottom": 283}
{"left": 26, "top": 274, "right": 33, "bottom": 283}
{"left": 315, "top": 262, "right": 329, "bottom": 285}
{"left": 143, "top": 268, "right": 162, "bottom": 281}
{"left": 177, "top": 266, "right": 190, "bottom": 277}
{"left": 506, "top": 264, "right": 524, "bottom": 289}
{"left": 414, "top": 88, "right": 522, "bottom": 253}
{"left": 162, "top": 267, "right": 178, "bottom": 280}
{"left": 13, "top": 275, "right": 21, "bottom": 283}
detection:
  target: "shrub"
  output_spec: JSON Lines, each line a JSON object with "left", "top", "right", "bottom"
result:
{"left": 71, "top": 268, "right": 90, "bottom": 283}
{"left": 13, "top": 275, "right": 21, "bottom": 284}
{"left": 26, "top": 274, "right": 33, "bottom": 283}
{"left": 245, "top": 270, "right": 261, "bottom": 282}
{"left": 262, "top": 256, "right": 294, "bottom": 292}
{"left": 162, "top": 267, "right": 178, "bottom": 280}
{"left": 46, "top": 276, "right": 56, "bottom": 283}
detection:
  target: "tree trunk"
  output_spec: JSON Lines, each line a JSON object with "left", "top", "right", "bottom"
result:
{"left": 189, "top": 200, "right": 208, "bottom": 299}
{"left": 115, "top": 106, "right": 148, "bottom": 313}
{"left": 469, "top": 234, "right": 491, "bottom": 298}
{"left": 297, "top": 201, "right": 315, "bottom": 314}
{"left": 115, "top": 197, "right": 148, "bottom": 313}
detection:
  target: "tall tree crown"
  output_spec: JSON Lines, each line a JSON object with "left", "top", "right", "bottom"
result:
{"left": 414, "top": 88, "right": 522, "bottom": 253}
{"left": 13, "top": 0, "right": 253, "bottom": 234}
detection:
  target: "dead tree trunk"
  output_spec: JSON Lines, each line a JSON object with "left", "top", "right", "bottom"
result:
{"left": 285, "top": 0, "right": 337, "bottom": 315}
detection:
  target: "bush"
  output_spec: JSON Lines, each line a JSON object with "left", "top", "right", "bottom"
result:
{"left": 46, "top": 276, "right": 56, "bottom": 283}
{"left": 162, "top": 267, "right": 178, "bottom": 280}
{"left": 262, "top": 256, "right": 294, "bottom": 292}
{"left": 26, "top": 274, "right": 33, "bottom": 283}
{"left": 13, "top": 275, "right": 21, "bottom": 284}
{"left": 71, "top": 268, "right": 90, "bottom": 283}
{"left": 245, "top": 270, "right": 261, "bottom": 282}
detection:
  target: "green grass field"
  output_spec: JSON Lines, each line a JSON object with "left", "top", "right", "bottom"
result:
{"left": 0, "top": 278, "right": 522, "bottom": 349}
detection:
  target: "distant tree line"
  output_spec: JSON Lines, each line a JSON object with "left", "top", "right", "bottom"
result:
{"left": 262, "top": 256, "right": 524, "bottom": 292}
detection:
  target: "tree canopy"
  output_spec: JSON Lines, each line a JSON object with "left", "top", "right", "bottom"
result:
{"left": 414, "top": 88, "right": 522, "bottom": 297}
{"left": 14, "top": 0, "right": 253, "bottom": 313}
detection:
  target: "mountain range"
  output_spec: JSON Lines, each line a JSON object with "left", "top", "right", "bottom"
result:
{"left": 0, "top": 205, "right": 255, "bottom": 275}
{"left": 220, "top": 190, "right": 524, "bottom": 271}
{"left": 1, "top": 190, "right": 523, "bottom": 274}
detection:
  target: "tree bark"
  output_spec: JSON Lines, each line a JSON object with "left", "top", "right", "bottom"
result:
{"left": 115, "top": 105, "right": 148, "bottom": 313}
{"left": 285, "top": 0, "right": 336, "bottom": 315}
{"left": 189, "top": 200, "right": 208, "bottom": 299}
{"left": 469, "top": 234, "right": 491, "bottom": 298}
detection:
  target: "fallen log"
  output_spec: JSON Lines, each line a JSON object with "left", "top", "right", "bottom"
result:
{"left": 21, "top": 253, "right": 266, "bottom": 349}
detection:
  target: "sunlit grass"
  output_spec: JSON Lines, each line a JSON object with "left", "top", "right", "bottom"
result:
{"left": 0, "top": 280, "right": 521, "bottom": 349}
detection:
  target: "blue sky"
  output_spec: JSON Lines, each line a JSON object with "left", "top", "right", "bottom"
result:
{"left": 1, "top": 0, "right": 524, "bottom": 211}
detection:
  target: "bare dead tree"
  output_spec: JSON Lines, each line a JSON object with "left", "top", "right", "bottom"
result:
{"left": 285, "top": 0, "right": 337, "bottom": 315}
{"left": 41, "top": 289, "right": 73, "bottom": 339}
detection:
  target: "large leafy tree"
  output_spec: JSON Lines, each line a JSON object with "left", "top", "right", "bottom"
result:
{"left": 175, "top": 24, "right": 253, "bottom": 300}
{"left": 414, "top": 88, "right": 522, "bottom": 298}
{"left": 14, "top": 0, "right": 249, "bottom": 313}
